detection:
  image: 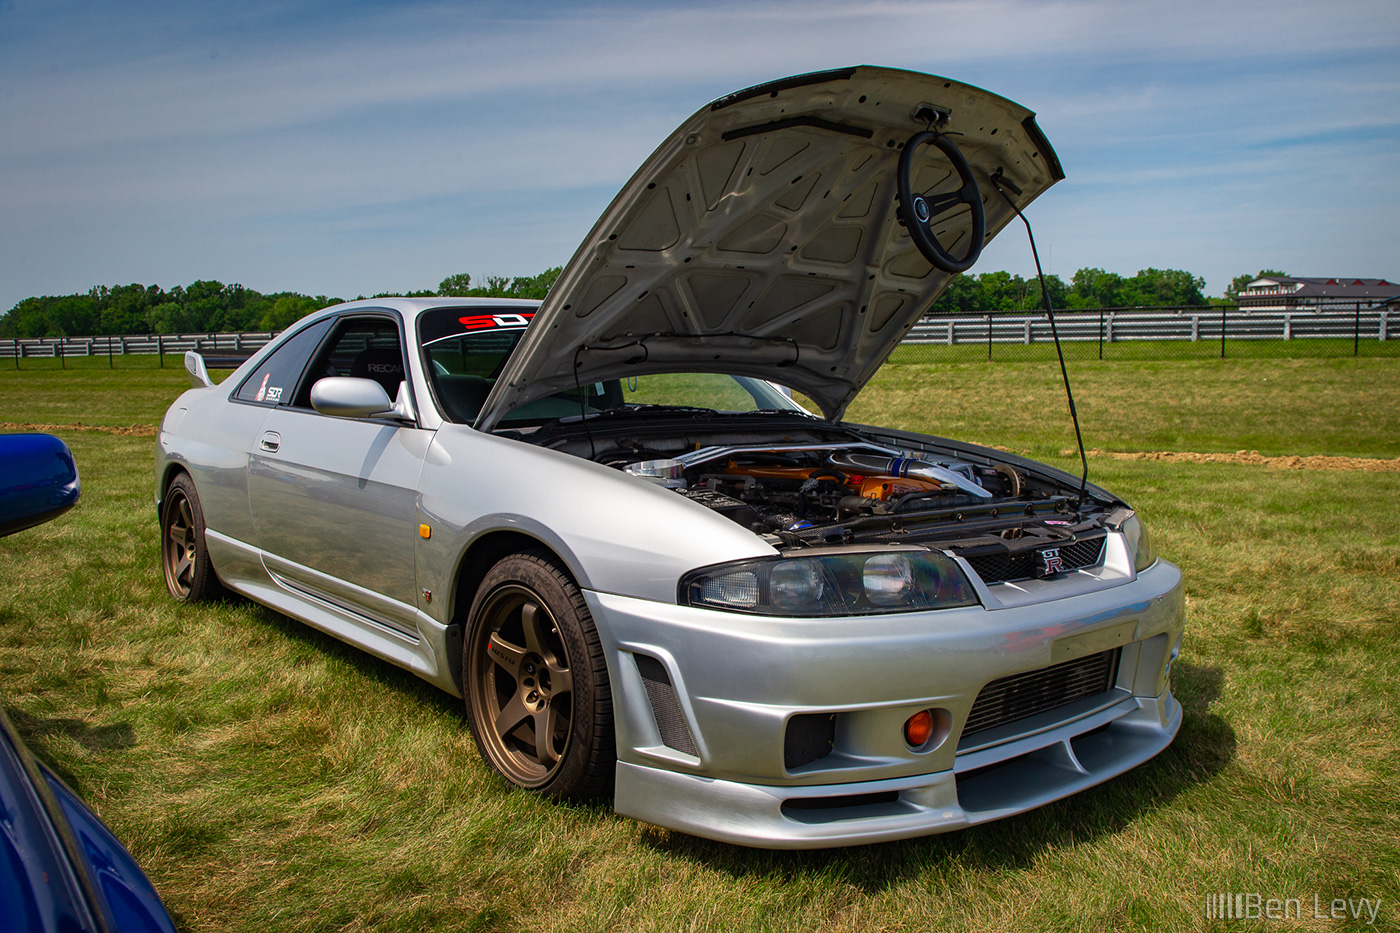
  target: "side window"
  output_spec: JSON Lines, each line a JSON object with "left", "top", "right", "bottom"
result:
{"left": 232, "top": 318, "right": 335, "bottom": 406}
{"left": 293, "top": 316, "right": 406, "bottom": 408}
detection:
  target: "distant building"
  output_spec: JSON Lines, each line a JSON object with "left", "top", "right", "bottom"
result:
{"left": 1238, "top": 276, "right": 1399, "bottom": 312}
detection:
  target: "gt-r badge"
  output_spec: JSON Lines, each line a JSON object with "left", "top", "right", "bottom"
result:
{"left": 1038, "top": 547, "right": 1067, "bottom": 577}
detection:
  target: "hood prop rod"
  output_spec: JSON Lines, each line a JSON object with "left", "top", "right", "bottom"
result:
{"left": 990, "top": 169, "right": 1089, "bottom": 507}
{"left": 572, "top": 344, "right": 598, "bottom": 460}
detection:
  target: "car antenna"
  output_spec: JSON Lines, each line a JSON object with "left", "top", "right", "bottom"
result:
{"left": 990, "top": 168, "right": 1089, "bottom": 507}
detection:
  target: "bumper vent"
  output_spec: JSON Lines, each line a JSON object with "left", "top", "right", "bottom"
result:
{"left": 963, "top": 533, "right": 1106, "bottom": 584}
{"left": 633, "top": 653, "right": 698, "bottom": 756}
{"left": 784, "top": 713, "right": 836, "bottom": 770}
{"left": 963, "top": 647, "right": 1120, "bottom": 738}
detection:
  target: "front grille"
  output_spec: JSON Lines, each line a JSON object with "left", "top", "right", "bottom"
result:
{"left": 634, "top": 654, "right": 699, "bottom": 756}
{"left": 963, "top": 647, "right": 1120, "bottom": 738}
{"left": 963, "top": 533, "right": 1105, "bottom": 584}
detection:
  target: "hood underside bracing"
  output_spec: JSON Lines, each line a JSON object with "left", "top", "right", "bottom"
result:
{"left": 477, "top": 66, "right": 1063, "bottom": 432}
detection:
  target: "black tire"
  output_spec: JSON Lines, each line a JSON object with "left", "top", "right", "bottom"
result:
{"left": 160, "top": 473, "right": 225, "bottom": 602}
{"left": 463, "top": 549, "right": 614, "bottom": 799}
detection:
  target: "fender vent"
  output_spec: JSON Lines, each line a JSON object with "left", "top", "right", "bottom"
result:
{"left": 633, "top": 654, "right": 699, "bottom": 757}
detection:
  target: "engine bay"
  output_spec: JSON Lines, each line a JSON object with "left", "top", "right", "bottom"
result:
{"left": 626, "top": 443, "right": 1029, "bottom": 535}
{"left": 533, "top": 418, "right": 1123, "bottom": 582}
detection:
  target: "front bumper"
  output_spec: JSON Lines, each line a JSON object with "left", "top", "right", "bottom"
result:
{"left": 616, "top": 691, "right": 1179, "bottom": 848}
{"left": 587, "top": 556, "right": 1185, "bottom": 848}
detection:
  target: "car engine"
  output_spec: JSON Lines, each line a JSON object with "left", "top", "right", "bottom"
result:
{"left": 604, "top": 438, "right": 1108, "bottom": 554}
{"left": 621, "top": 443, "right": 1021, "bottom": 530}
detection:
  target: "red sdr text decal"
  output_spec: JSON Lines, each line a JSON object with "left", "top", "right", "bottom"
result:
{"left": 459, "top": 312, "right": 535, "bottom": 331}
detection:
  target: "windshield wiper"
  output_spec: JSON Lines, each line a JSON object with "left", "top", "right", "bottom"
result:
{"left": 555, "top": 404, "right": 717, "bottom": 424}
{"left": 620, "top": 403, "right": 718, "bottom": 414}
{"left": 743, "top": 408, "right": 818, "bottom": 418}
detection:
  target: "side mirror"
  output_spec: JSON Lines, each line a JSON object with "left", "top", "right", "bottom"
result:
{"left": 0, "top": 434, "right": 81, "bottom": 537}
{"left": 310, "top": 377, "right": 411, "bottom": 421}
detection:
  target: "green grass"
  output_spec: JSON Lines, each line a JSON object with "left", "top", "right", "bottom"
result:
{"left": 887, "top": 336, "right": 1400, "bottom": 365}
{"left": 2, "top": 356, "right": 1398, "bottom": 932}
{"left": 0, "top": 354, "right": 233, "bottom": 426}
{"left": 849, "top": 357, "right": 1400, "bottom": 460}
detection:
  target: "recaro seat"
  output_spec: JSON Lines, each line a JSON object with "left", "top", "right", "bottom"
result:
{"left": 350, "top": 347, "right": 405, "bottom": 399}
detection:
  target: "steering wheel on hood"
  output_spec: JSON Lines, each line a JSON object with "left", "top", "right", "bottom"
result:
{"left": 896, "top": 131, "right": 987, "bottom": 273}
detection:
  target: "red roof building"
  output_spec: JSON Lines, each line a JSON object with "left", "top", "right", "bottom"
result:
{"left": 1239, "top": 276, "right": 1399, "bottom": 311}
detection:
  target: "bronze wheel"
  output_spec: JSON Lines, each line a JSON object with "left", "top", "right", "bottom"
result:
{"left": 463, "top": 550, "right": 613, "bottom": 798}
{"left": 160, "top": 473, "right": 223, "bottom": 601}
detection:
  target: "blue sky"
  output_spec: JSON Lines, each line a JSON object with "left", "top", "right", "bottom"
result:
{"left": 2, "top": 0, "right": 1397, "bottom": 310}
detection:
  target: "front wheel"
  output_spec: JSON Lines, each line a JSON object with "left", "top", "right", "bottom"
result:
{"left": 463, "top": 550, "right": 614, "bottom": 799}
{"left": 160, "top": 473, "right": 224, "bottom": 602}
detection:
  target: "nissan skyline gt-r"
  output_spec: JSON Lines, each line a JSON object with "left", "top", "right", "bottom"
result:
{"left": 154, "top": 66, "right": 1184, "bottom": 848}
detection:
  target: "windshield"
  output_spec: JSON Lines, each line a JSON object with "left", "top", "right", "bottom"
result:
{"left": 418, "top": 307, "right": 809, "bottom": 426}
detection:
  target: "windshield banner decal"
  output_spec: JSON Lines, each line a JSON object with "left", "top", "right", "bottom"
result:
{"left": 459, "top": 312, "right": 535, "bottom": 331}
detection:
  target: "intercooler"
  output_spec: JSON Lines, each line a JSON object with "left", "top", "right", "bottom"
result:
{"left": 962, "top": 646, "right": 1121, "bottom": 738}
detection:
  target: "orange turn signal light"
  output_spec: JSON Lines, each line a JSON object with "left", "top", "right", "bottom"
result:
{"left": 904, "top": 709, "right": 935, "bottom": 747}
{"left": 419, "top": 524, "right": 431, "bottom": 539}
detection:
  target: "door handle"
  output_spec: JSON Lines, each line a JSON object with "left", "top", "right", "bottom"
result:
{"left": 259, "top": 431, "right": 281, "bottom": 453}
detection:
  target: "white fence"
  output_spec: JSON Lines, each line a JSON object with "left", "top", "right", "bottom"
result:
{"left": 2, "top": 305, "right": 1396, "bottom": 364}
{"left": 0, "top": 331, "right": 277, "bottom": 363}
{"left": 905, "top": 307, "right": 1396, "bottom": 346}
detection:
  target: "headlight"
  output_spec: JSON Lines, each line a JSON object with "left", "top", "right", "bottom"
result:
{"left": 862, "top": 553, "right": 916, "bottom": 607}
{"left": 1118, "top": 511, "right": 1157, "bottom": 573}
{"left": 681, "top": 549, "right": 978, "bottom": 616}
{"left": 771, "top": 559, "right": 826, "bottom": 606}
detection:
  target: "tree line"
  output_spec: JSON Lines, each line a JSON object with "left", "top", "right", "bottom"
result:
{"left": 2, "top": 265, "right": 1280, "bottom": 339}
{"left": 930, "top": 267, "right": 1289, "bottom": 315}
{"left": 0, "top": 269, "right": 561, "bottom": 339}
{"left": 935, "top": 266, "right": 1209, "bottom": 314}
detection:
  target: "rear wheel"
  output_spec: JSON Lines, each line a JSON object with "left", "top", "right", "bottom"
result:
{"left": 463, "top": 550, "right": 613, "bottom": 798}
{"left": 160, "top": 473, "right": 224, "bottom": 601}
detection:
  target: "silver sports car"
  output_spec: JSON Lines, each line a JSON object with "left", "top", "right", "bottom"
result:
{"left": 155, "top": 67, "right": 1184, "bottom": 848}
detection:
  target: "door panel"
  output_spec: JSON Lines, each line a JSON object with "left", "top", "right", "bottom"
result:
{"left": 248, "top": 407, "right": 429, "bottom": 635}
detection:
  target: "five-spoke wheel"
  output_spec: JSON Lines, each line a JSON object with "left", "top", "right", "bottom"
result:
{"left": 463, "top": 550, "right": 613, "bottom": 798}
{"left": 160, "top": 473, "right": 223, "bottom": 602}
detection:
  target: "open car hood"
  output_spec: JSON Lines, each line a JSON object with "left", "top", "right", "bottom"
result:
{"left": 477, "top": 66, "right": 1063, "bottom": 431}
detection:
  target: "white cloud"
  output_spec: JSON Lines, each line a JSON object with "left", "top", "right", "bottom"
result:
{"left": 1, "top": 0, "right": 1397, "bottom": 307}
{"left": 8, "top": 0, "right": 1394, "bottom": 153}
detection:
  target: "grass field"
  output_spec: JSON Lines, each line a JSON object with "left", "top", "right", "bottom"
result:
{"left": 886, "top": 336, "right": 1400, "bottom": 366}
{"left": 2, "top": 355, "right": 1398, "bottom": 932}
{"left": 852, "top": 356, "right": 1400, "bottom": 461}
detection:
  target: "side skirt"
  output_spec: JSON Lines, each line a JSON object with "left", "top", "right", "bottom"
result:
{"left": 204, "top": 529, "right": 461, "bottom": 696}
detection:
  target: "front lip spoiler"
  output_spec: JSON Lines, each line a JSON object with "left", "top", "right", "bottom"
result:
{"left": 613, "top": 690, "right": 1180, "bottom": 848}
